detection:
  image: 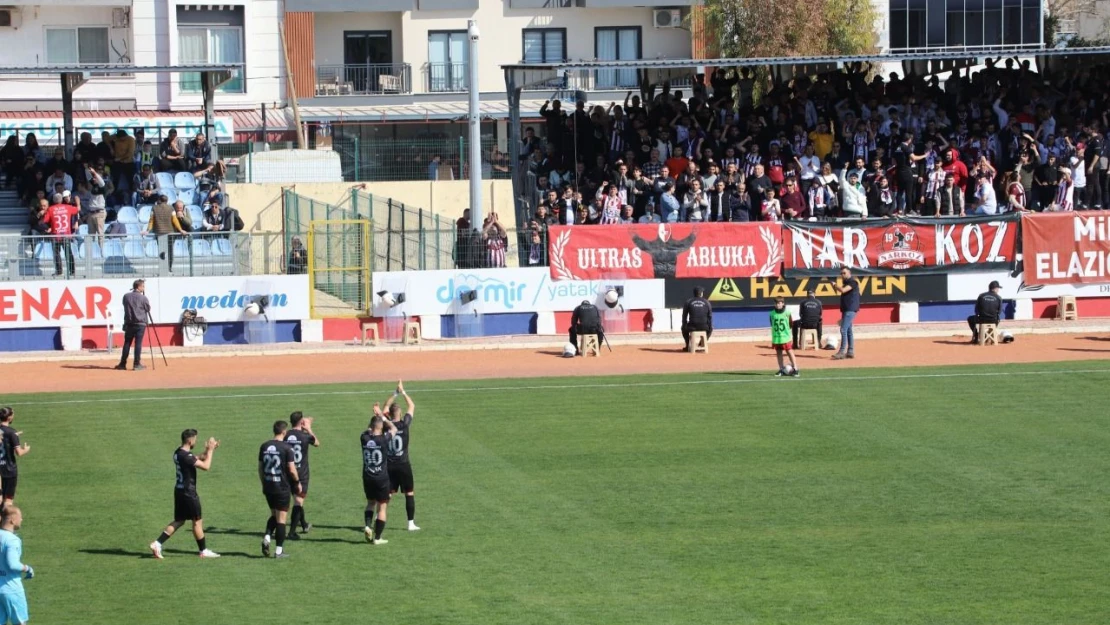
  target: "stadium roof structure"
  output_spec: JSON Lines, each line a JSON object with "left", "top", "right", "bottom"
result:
{"left": 498, "top": 46, "right": 1110, "bottom": 235}
{"left": 0, "top": 64, "right": 241, "bottom": 156}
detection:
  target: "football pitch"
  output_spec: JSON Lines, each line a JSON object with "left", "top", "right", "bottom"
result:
{"left": 11, "top": 361, "right": 1110, "bottom": 624}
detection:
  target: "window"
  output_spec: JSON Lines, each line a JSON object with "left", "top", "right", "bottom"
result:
{"left": 179, "top": 26, "right": 244, "bottom": 93}
{"left": 428, "top": 31, "right": 468, "bottom": 92}
{"left": 889, "top": 0, "right": 1042, "bottom": 49}
{"left": 594, "top": 27, "right": 640, "bottom": 89}
{"left": 522, "top": 28, "right": 566, "bottom": 63}
{"left": 45, "top": 27, "right": 109, "bottom": 64}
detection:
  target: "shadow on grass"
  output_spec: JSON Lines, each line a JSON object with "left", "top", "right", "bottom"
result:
{"left": 78, "top": 547, "right": 253, "bottom": 558}
{"left": 309, "top": 525, "right": 363, "bottom": 533}
{"left": 705, "top": 371, "right": 769, "bottom": 377}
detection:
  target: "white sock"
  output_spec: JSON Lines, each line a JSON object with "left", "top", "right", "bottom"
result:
{"left": 275, "top": 546, "right": 283, "bottom": 555}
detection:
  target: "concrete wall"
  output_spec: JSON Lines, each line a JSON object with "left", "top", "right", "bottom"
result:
{"left": 228, "top": 179, "right": 516, "bottom": 232}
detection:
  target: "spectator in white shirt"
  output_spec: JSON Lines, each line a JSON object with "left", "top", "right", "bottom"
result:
{"left": 971, "top": 174, "right": 999, "bottom": 215}
{"left": 45, "top": 166, "right": 73, "bottom": 193}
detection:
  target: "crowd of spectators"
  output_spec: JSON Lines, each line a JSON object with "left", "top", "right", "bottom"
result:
{"left": 518, "top": 60, "right": 1110, "bottom": 247}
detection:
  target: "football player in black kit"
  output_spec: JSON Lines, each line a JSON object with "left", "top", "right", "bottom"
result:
{"left": 149, "top": 429, "right": 220, "bottom": 559}
{"left": 0, "top": 408, "right": 29, "bottom": 508}
{"left": 284, "top": 412, "right": 319, "bottom": 540}
{"left": 362, "top": 404, "right": 398, "bottom": 545}
{"left": 259, "top": 421, "right": 300, "bottom": 558}
{"left": 384, "top": 381, "right": 419, "bottom": 532}
{"left": 681, "top": 287, "right": 713, "bottom": 350}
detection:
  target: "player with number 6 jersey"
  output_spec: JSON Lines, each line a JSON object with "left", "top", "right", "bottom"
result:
{"left": 258, "top": 421, "right": 299, "bottom": 558}
{"left": 149, "top": 429, "right": 220, "bottom": 559}
{"left": 384, "top": 380, "right": 419, "bottom": 531}
{"left": 361, "top": 404, "right": 397, "bottom": 545}
{"left": 284, "top": 412, "right": 319, "bottom": 540}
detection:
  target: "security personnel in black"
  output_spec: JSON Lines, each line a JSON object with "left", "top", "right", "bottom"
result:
{"left": 968, "top": 280, "right": 1003, "bottom": 343}
{"left": 116, "top": 279, "right": 151, "bottom": 371}
{"left": 569, "top": 299, "right": 603, "bottom": 353}
{"left": 793, "top": 289, "right": 823, "bottom": 348}
{"left": 681, "top": 287, "right": 713, "bottom": 349}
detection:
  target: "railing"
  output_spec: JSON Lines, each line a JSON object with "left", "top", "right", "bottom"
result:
{"left": 426, "top": 62, "right": 469, "bottom": 92}
{"left": 315, "top": 63, "right": 412, "bottom": 96}
{"left": 0, "top": 231, "right": 294, "bottom": 281}
{"left": 373, "top": 227, "right": 544, "bottom": 271}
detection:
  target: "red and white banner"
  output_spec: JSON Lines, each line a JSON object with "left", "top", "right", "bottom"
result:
{"left": 783, "top": 215, "right": 1020, "bottom": 276}
{"left": 0, "top": 275, "right": 309, "bottom": 329}
{"left": 546, "top": 223, "right": 782, "bottom": 281}
{"left": 1022, "top": 211, "right": 1110, "bottom": 285}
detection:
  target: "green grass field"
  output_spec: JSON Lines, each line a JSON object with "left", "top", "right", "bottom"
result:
{"left": 9, "top": 361, "right": 1110, "bottom": 624}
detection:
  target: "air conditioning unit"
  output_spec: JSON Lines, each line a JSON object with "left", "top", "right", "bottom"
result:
{"left": 653, "top": 8, "right": 681, "bottom": 28}
{"left": 0, "top": 8, "right": 22, "bottom": 29}
{"left": 112, "top": 7, "right": 130, "bottom": 29}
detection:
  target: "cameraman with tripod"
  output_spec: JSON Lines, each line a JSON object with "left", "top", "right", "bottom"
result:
{"left": 116, "top": 279, "right": 151, "bottom": 371}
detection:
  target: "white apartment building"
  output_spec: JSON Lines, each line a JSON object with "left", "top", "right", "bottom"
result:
{"left": 0, "top": 0, "right": 290, "bottom": 144}
{"left": 285, "top": 0, "right": 699, "bottom": 143}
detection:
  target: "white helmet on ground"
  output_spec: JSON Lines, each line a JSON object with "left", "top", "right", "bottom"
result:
{"left": 604, "top": 289, "right": 620, "bottom": 307}
{"left": 563, "top": 342, "right": 577, "bottom": 357}
{"left": 821, "top": 334, "right": 839, "bottom": 351}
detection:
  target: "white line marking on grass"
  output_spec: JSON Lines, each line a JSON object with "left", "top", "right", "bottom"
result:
{"left": 16, "top": 366, "right": 1110, "bottom": 406}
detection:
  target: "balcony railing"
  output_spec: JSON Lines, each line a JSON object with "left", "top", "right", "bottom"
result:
{"left": 426, "top": 62, "right": 468, "bottom": 93}
{"left": 315, "top": 63, "right": 412, "bottom": 96}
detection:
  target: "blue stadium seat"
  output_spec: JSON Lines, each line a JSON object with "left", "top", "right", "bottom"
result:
{"left": 124, "top": 223, "right": 140, "bottom": 235}
{"left": 122, "top": 237, "right": 146, "bottom": 259}
{"left": 77, "top": 224, "right": 89, "bottom": 237}
{"left": 187, "top": 205, "right": 204, "bottom": 230}
{"left": 190, "top": 238, "right": 211, "bottom": 256}
{"left": 116, "top": 206, "right": 139, "bottom": 224}
{"left": 175, "top": 172, "right": 197, "bottom": 190}
{"left": 173, "top": 238, "right": 189, "bottom": 257}
{"left": 103, "top": 240, "right": 124, "bottom": 258}
{"left": 211, "top": 238, "right": 231, "bottom": 256}
{"left": 155, "top": 172, "right": 176, "bottom": 192}
{"left": 160, "top": 187, "right": 178, "bottom": 204}
{"left": 144, "top": 238, "right": 160, "bottom": 258}
{"left": 34, "top": 241, "right": 52, "bottom": 261}
{"left": 177, "top": 188, "right": 196, "bottom": 206}
{"left": 77, "top": 240, "right": 103, "bottom": 260}
{"left": 138, "top": 205, "right": 153, "bottom": 224}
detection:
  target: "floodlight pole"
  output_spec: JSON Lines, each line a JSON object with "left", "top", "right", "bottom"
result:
{"left": 467, "top": 20, "right": 483, "bottom": 230}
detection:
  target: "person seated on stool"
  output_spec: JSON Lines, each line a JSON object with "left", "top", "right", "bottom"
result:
{"left": 569, "top": 299, "right": 603, "bottom": 355}
{"left": 968, "top": 280, "right": 1003, "bottom": 344}
{"left": 793, "top": 289, "right": 823, "bottom": 348}
{"left": 681, "top": 286, "right": 713, "bottom": 349}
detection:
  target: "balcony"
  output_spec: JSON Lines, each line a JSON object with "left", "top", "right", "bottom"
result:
{"left": 315, "top": 63, "right": 412, "bottom": 96}
{"left": 426, "top": 62, "right": 468, "bottom": 93}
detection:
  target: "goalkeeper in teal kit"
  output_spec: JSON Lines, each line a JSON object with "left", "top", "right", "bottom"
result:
{"left": 0, "top": 506, "right": 31, "bottom": 625}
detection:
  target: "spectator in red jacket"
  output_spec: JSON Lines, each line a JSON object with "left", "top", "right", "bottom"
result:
{"left": 942, "top": 148, "right": 969, "bottom": 193}
{"left": 43, "top": 193, "right": 78, "bottom": 276}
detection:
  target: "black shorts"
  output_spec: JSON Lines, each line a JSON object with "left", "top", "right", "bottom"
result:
{"left": 388, "top": 463, "right": 414, "bottom": 493}
{"left": 264, "top": 489, "right": 292, "bottom": 511}
{"left": 297, "top": 477, "right": 309, "bottom": 497}
{"left": 362, "top": 476, "right": 391, "bottom": 503}
{"left": 174, "top": 491, "right": 202, "bottom": 522}
{"left": 0, "top": 475, "right": 15, "bottom": 500}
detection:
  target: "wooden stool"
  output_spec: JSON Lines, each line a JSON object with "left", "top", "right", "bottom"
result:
{"left": 687, "top": 331, "right": 709, "bottom": 353}
{"left": 799, "top": 328, "right": 819, "bottom": 351}
{"left": 1057, "top": 295, "right": 1078, "bottom": 320}
{"left": 579, "top": 334, "right": 601, "bottom": 357}
{"left": 403, "top": 321, "right": 422, "bottom": 345}
{"left": 360, "top": 322, "right": 379, "bottom": 346}
{"left": 977, "top": 323, "right": 998, "bottom": 345}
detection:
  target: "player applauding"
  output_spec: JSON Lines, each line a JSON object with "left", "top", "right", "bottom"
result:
{"left": 150, "top": 429, "right": 220, "bottom": 559}
{"left": 284, "top": 412, "right": 319, "bottom": 540}
{"left": 361, "top": 404, "right": 397, "bottom": 545}
{"left": 384, "top": 381, "right": 419, "bottom": 531}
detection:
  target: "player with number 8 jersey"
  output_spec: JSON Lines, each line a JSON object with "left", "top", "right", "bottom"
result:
{"left": 361, "top": 404, "right": 397, "bottom": 545}
{"left": 284, "top": 412, "right": 319, "bottom": 540}
{"left": 385, "top": 380, "right": 419, "bottom": 531}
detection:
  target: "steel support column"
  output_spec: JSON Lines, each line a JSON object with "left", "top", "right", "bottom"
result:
{"left": 60, "top": 72, "right": 88, "bottom": 160}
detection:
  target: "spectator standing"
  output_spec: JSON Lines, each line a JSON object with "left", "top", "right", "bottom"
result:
{"left": 43, "top": 193, "right": 78, "bottom": 277}
{"left": 0, "top": 137, "right": 22, "bottom": 188}
{"left": 682, "top": 179, "right": 708, "bottom": 222}
{"left": 793, "top": 289, "right": 823, "bottom": 349}
{"left": 44, "top": 167, "right": 72, "bottom": 194}
{"left": 1052, "top": 169, "right": 1074, "bottom": 211}
{"left": 968, "top": 280, "right": 1003, "bottom": 344}
{"left": 428, "top": 155, "right": 441, "bottom": 181}
{"left": 111, "top": 129, "right": 136, "bottom": 192}
{"left": 779, "top": 180, "right": 807, "bottom": 220}
{"left": 1003, "top": 171, "right": 1026, "bottom": 212}
{"left": 482, "top": 213, "right": 507, "bottom": 268}
{"left": 287, "top": 237, "right": 307, "bottom": 274}
{"left": 833, "top": 266, "right": 859, "bottom": 360}
{"left": 659, "top": 183, "right": 681, "bottom": 223}
{"left": 760, "top": 187, "right": 781, "bottom": 222}
{"left": 936, "top": 174, "right": 964, "bottom": 216}
{"left": 971, "top": 174, "right": 999, "bottom": 215}
{"left": 146, "top": 197, "right": 190, "bottom": 272}
{"left": 83, "top": 164, "right": 109, "bottom": 246}
{"left": 840, "top": 167, "right": 868, "bottom": 218}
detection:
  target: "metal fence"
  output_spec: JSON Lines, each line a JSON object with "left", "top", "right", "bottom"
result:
{"left": 315, "top": 63, "right": 412, "bottom": 96}
{"left": 0, "top": 231, "right": 289, "bottom": 281}
{"left": 219, "top": 136, "right": 509, "bottom": 183}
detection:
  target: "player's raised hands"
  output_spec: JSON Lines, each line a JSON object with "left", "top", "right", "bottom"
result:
{"left": 372, "top": 402, "right": 383, "bottom": 416}
{"left": 397, "top": 380, "right": 405, "bottom": 394}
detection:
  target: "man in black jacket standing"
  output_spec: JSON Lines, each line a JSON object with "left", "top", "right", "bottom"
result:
{"left": 793, "top": 289, "right": 823, "bottom": 349}
{"left": 569, "top": 300, "right": 603, "bottom": 354}
{"left": 115, "top": 279, "right": 151, "bottom": 371}
{"left": 681, "top": 287, "right": 713, "bottom": 349}
{"left": 968, "top": 280, "right": 1003, "bottom": 344}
